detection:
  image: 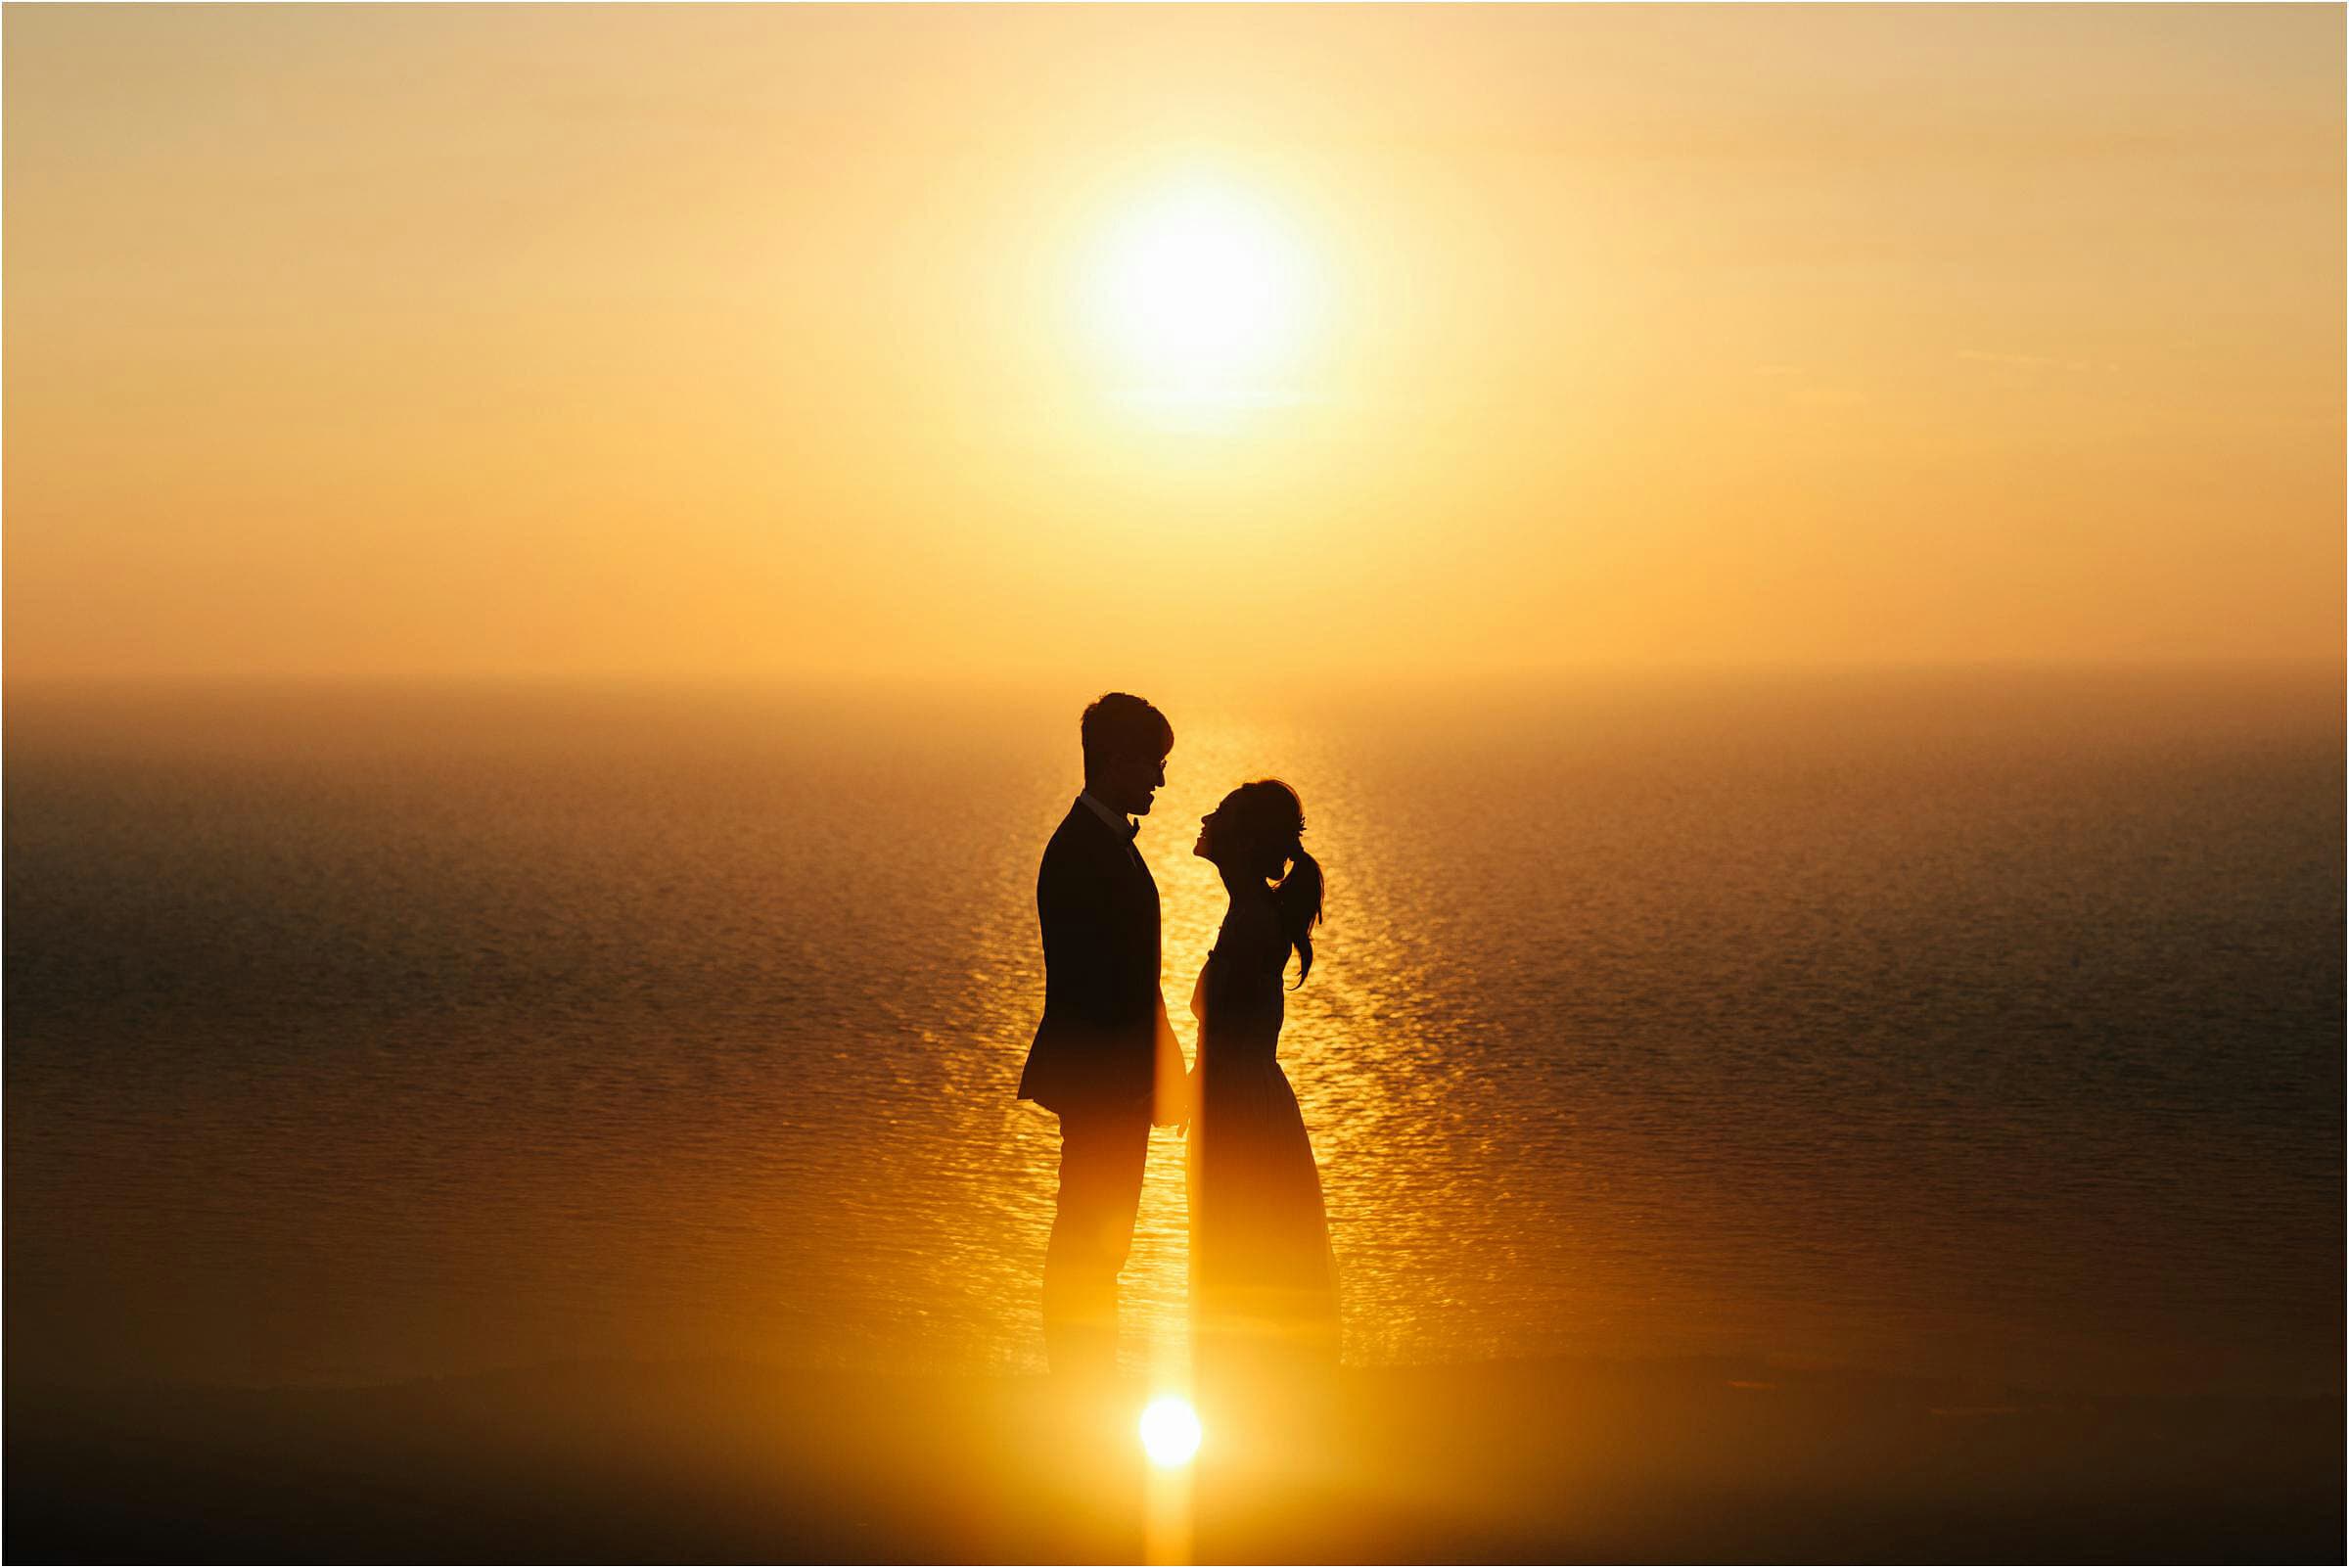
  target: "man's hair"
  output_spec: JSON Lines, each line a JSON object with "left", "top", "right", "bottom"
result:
{"left": 1081, "top": 692, "right": 1173, "bottom": 777}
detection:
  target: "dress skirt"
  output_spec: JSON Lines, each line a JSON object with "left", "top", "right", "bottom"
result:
{"left": 1186, "top": 952, "right": 1338, "bottom": 1374}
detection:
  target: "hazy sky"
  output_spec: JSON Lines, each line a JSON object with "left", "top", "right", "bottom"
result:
{"left": 7, "top": 5, "right": 2341, "bottom": 680}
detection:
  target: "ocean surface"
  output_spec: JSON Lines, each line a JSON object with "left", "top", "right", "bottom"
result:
{"left": 5, "top": 670, "right": 2341, "bottom": 1396}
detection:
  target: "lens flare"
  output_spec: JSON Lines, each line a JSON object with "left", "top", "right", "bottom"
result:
{"left": 1137, "top": 1396, "right": 1203, "bottom": 1467}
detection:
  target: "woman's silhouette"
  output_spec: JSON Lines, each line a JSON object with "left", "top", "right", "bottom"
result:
{"left": 1185, "top": 779, "right": 1338, "bottom": 1380}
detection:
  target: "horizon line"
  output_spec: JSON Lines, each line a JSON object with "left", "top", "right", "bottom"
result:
{"left": 4, "top": 654, "right": 2342, "bottom": 691}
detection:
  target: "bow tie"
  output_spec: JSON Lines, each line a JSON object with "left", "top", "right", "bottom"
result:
{"left": 1122, "top": 818, "right": 1139, "bottom": 840}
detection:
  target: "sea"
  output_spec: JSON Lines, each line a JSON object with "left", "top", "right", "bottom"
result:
{"left": 5, "top": 669, "right": 2340, "bottom": 1397}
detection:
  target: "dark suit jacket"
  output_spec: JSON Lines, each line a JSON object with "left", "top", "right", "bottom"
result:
{"left": 1016, "top": 800, "right": 1187, "bottom": 1123}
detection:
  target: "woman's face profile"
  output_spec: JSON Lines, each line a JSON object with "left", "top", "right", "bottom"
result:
{"left": 1192, "top": 805, "right": 1221, "bottom": 861}
{"left": 1194, "top": 795, "right": 1243, "bottom": 863}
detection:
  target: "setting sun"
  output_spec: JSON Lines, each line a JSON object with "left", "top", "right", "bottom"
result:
{"left": 1086, "top": 180, "right": 1314, "bottom": 401}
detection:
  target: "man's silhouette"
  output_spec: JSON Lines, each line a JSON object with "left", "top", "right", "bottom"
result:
{"left": 1017, "top": 692, "right": 1186, "bottom": 1380}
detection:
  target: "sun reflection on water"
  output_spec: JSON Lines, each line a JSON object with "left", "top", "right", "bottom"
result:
{"left": 1139, "top": 1396, "right": 1203, "bottom": 1466}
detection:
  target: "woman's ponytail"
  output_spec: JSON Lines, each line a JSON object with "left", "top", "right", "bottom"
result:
{"left": 1218, "top": 777, "right": 1326, "bottom": 987}
{"left": 1274, "top": 842, "right": 1324, "bottom": 988}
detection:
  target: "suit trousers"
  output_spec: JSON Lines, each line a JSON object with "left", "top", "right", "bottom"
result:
{"left": 1041, "top": 1102, "right": 1152, "bottom": 1378}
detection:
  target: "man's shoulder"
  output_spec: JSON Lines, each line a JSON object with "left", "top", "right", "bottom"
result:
{"left": 1043, "top": 799, "right": 1088, "bottom": 846}
{"left": 1042, "top": 801, "right": 1113, "bottom": 869}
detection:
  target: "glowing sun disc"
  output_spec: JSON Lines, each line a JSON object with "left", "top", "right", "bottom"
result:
{"left": 1087, "top": 182, "right": 1312, "bottom": 391}
{"left": 1138, "top": 1396, "right": 1203, "bottom": 1467}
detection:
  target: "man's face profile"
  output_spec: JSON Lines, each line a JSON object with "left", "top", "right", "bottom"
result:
{"left": 1094, "top": 746, "right": 1169, "bottom": 818}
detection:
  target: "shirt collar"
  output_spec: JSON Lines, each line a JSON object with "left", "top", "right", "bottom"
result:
{"left": 1077, "top": 790, "right": 1137, "bottom": 841}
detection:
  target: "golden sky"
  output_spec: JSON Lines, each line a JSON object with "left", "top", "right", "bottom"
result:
{"left": 7, "top": 5, "right": 2341, "bottom": 680}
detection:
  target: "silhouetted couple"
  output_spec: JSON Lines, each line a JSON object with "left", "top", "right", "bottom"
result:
{"left": 1016, "top": 692, "right": 1337, "bottom": 1386}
